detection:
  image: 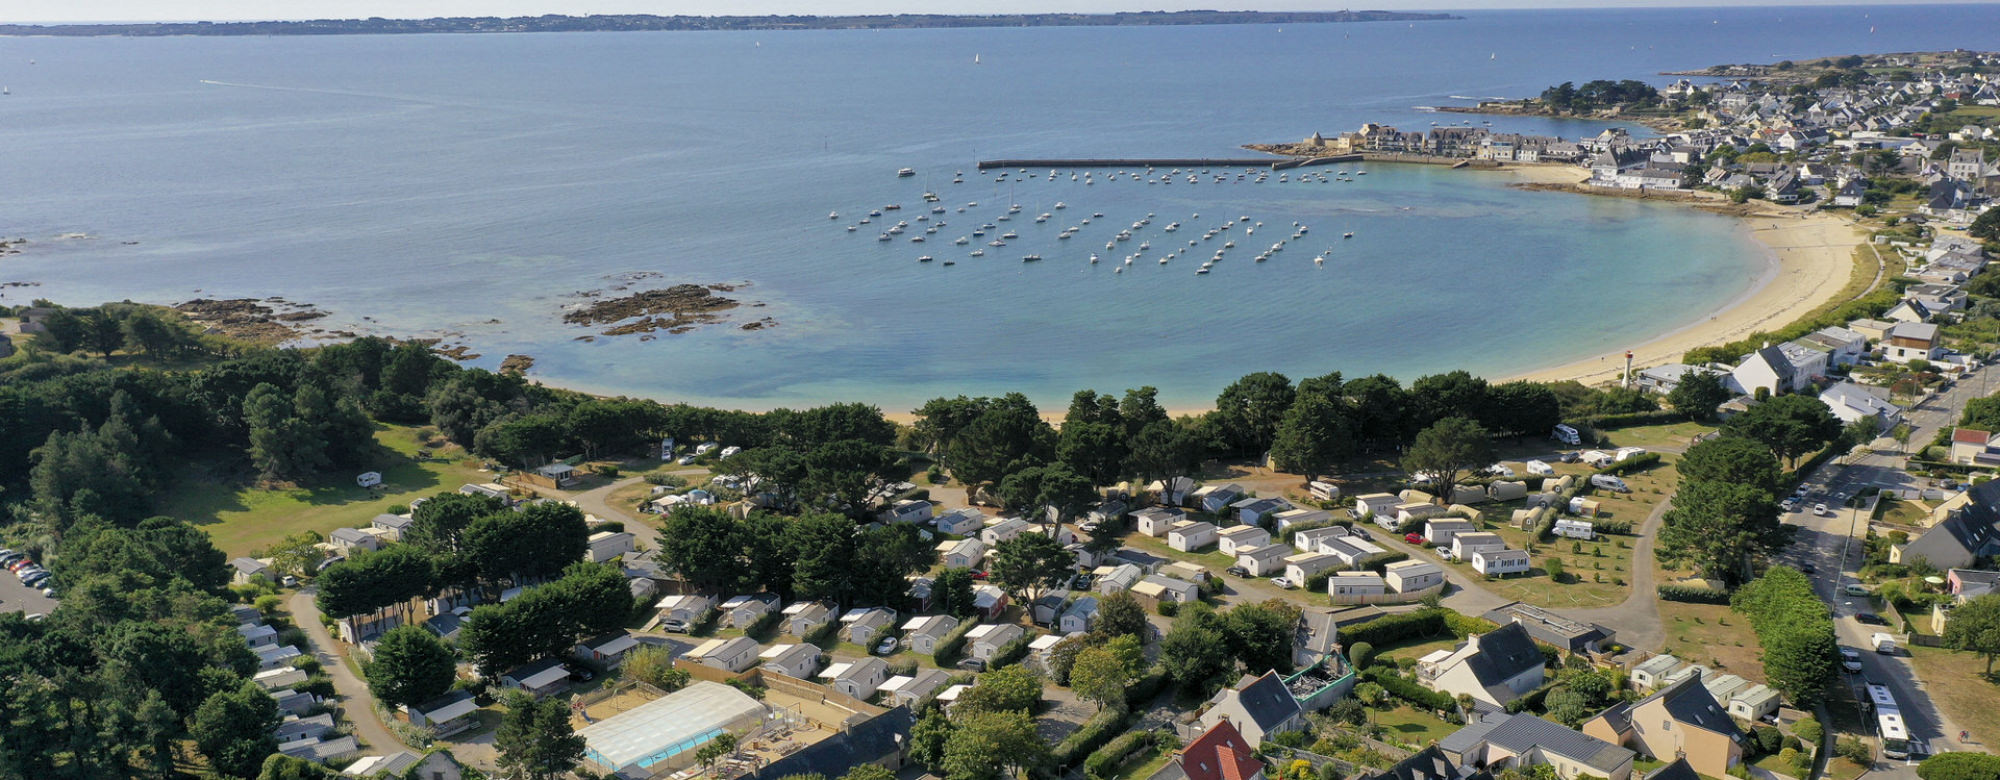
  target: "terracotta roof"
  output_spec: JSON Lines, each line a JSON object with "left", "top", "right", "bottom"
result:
{"left": 1179, "top": 721, "right": 1264, "bottom": 780}
{"left": 1954, "top": 428, "right": 1992, "bottom": 444}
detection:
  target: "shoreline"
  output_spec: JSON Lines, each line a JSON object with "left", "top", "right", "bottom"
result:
{"left": 1481, "top": 164, "right": 1863, "bottom": 385}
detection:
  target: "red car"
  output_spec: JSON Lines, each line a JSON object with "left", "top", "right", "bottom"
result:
{"left": 969, "top": 570, "right": 989, "bottom": 580}
{"left": 1404, "top": 533, "right": 1423, "bottom": 544}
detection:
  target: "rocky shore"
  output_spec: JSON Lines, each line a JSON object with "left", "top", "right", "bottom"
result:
{"left": 175, "top": 297, "right": 339, "bottom": 344}
{"left": 563, "top": 282, "right": 771, "bottom": 338}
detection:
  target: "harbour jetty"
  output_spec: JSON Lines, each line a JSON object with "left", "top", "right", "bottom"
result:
{"left": 976, "top": 155, "right": 1359, "bottom": 171}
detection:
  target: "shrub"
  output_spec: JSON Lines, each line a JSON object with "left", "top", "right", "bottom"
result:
{"left": 1835, "top": 737, "right": 1871, "bottom": 764}
{"left": 1053, "top": 708, "right": 1138, "bottom": 770}
{"left": 1442, "top": 611, "right": 1499, "bottom": 638}
{"left": 1918, "top": 752, "right": 2000, "bottom": 780}
{"left": 1125, "top": 666, "right": 1168, "bottom": 708}
{"left": 644, "top": 473, "right": 687, "bottom": 487}
{"left": 1346, "top": 641, "right": 1375, "bottom": 670}
{"left": 1658, "top": 584, "right": 1732, "bottom": 604}
{"left": 1753, "top": 725, "right": 1783, "bottom": 756}
{"left": 1545, "top": 558, "right": 1566, "bottom": 582}
{"left": 989, "top": 634, "right": 1034, "bottom": 670}
{"left": 597, "top": 465, "right": 620, "bottom": 478}
{"left": 1084, "top": 730, "right": 1159, "bottom": 780}
{"left": 1339, "top": 609, "right": 1446, "bottom": 647}
{"left": 931, "top": 619, "right": 981, "bottom": 664}
{"left": 1360, "top": 667, "right": 1455, "bottom": 711}
{"left": 1597, "top": 452, "right": 1664, "bottom": 476}
{"left": 1157, "top": 601, "right": 1180, "bottom": 617}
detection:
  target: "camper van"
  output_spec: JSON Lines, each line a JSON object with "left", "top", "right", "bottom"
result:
{"left": 1589, "top": 474, "right": 1630, "bottom": 493}
{"left": 1552, "top": 424, "right": 1582, "bottom": 446}
{"left": 1871, "top": 632, "right": 1898, "bottom": 655}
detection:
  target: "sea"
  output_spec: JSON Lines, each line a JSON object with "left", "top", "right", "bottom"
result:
{"left": 4, "top": 5, "right": 2000, "bottom": 412}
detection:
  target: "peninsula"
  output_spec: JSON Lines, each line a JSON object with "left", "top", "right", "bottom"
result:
{"left": 0, "top": 10, "right": 1459, "bottom": 37}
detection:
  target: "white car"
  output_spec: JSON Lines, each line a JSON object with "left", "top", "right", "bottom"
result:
{"left": 1270, "top": 577, "right": 1296, "bottom": 590}
{"left": 1839, "top": 647, "right": 1863, "bottom": 673}
{"left": 874, "top": 637, "right": 900, "bottom": 655}
{"left": 1813, "top": 503, "right": 1830, "bottom": 517}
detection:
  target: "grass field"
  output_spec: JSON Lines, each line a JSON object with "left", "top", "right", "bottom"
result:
{"left": 1657, "top": 600, "right": 1764, "bottom": 683}
{"left": 1599, "top": 422, "right": 1719, "bottom": 452}
{"left": 1369, "top": 705, "right": 1458, "bottom": 749}
{"left": 161, "top": 423, "right": 492, "bottom": 557}
{"left": 1905, "top": 645, "right": 2000, "bottom": 749}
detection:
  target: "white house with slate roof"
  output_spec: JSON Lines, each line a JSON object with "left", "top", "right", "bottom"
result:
{"left": 902, "top": 615, "right": 960, "bottom": 655}
{"left": 1196, "top": 671, "right": 1305, "bottom": 747}
{"left": 1417, "top": 623, "right": 1546, "bottom": 709}
{"left": 1441, "top": 712, "right": 1636, "bottom": 780}
{"left": 759, "top": 643, "right": 823, "bottom": 680}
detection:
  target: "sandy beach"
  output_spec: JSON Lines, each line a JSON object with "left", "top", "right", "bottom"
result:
{"left": 1501, "top": 164, "right": 1867, "bottom": 385}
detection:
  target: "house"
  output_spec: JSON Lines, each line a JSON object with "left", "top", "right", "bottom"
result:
{"left": 720, "top": 593, "right": 781, "bottom": 628}
{"left": 329, "top": 527, "right": 382, "bottom": 553}
{"left": 880, "top": 669, "right": 951, "bottom": 708}
{"left": 1552, "top": 519, "right": 1595, "bottom": 540}
{"left": 1361, "top": 745, "right": 1493, "bottom": 780}
{"left": 279, "top": 735, "right": 361, "bottom": 765}
{"left": 1149, "top": 719, "right": 1267, "bottom": 780}
{"left": 1197, "top": 671, "right": 1305, "bottom": 746}
{"left": 1395, "top": 503, "right": 1447, "bottom": 527}
{"left": 1425, "top": 519, "right": 1478, "bottom": 545}
{"left": 1893, "top": 481, "right": 2000, "bottom": 568}
{"left": 1384, "top": 560, "right": 1446, "bottom": 593}
{"left": 369, "top": 514, "right": 414, "bottom": 541}
{"left": 1059, "top": 597, "right": 1100, "bottom": 634}
{"left": 1473, "top": 549, "right": 1531, "bottom": 576}
{"left": 269, "top": 690, "right": 322, "bottom": 717}
{"left": 1134, "top": 507, "right": 1187, "bottom": 537}
{"left": 1193, "top": 483, "right": 1245, "bottom": 513}
{"left": 341, "top": 750, "right": 426, "bottom": 778}
{"left": 1483, "top": 602, "right": 1613, "bottom": 654}
{"left": 1727, "top": 345, "right": 1806, "bottom": 397}
{"left": 1096, "top": 563, "right": 1144, "bottom": 594}
{"left": 459, "top": 482, "right": 511, "bottom": 501}
{"left": 655, "top": 593, "right": 715, "bottom": 627}
{"left": 1236, "top": 544, "right": 1291, "bottom": 577}
{"left": 534, "top": 462, "right": 580, "bottom": 486}
{"left": 1294, "top": 526, "right": 1350, "bottom": 553}
{"left": 1885, "top": 298, "right": 1934, "bottom": 324}
{"left": 255, "top": 644, "right": 304, "bottom": 671}
{"left": 1318, "top": 536, "right": 1387, "bottom": 567}
{"left": 1150, "top": 476, "right": 1197, "bottom": 506}
{"left": 1216, "top": 524, "right": 1273, "bottom": 556}
{"left": 1581, "top": 675, "right": 1742, "bottom": 780}
{"left": 902, "top": 615, "right": 960, "bottom": 655}
{"left": 1028, "top": 592, "right": 1068, "bottom": 626}
{"left": 1950, "top": 568, "right": 2000, "bottom": 600}
{"left": 1950, "top": 428, "right": 2000, "bottom": 466}
{"left": 1354, "top": 493, "right": 1401, "bottom": 520}
{"left": 587, "top": 531, "right": 636, "bottom": 564}
{"left": 1417, "top": 623, "right": 1547, "bottom": 709}
{"left": 1883, "top": 321, "right": 1941, "bottom": 363}
{"left": 405, "top": 690, "right": 479, "bottom": 737}
{"left": 935, "top": 508, "right": 986, "bottom": 536}
{"left": 842, "top": 607, "right": 898, "bottom": 645}
{"left": 1329, "top": 572, "right": 1389, "bottom": 599}
{"left": 1284, "top": 552, "right": 1341, "bottom": 585}
{"left": 880, "top": 499, "right": 934, "bottom": 525}
{"left": 500, "top": 657, "right": 572, "bottom": 698}
{"left": 1089, "top": 500, "right": 1130, "bottom": 525}
{"left": 819, "top": 657, "right": 891, "bottom": 699}
{"left": 1270, "top": 508, "right": 1332, "bottom": 533}
{"left": 782, "top": 601, "right": 838, "bottom": 637}
{"left": 1234, "top": 497, "right": 1294, "bottom": 527}
{"left": 1628, "top": 655, "right": 1683, "bottom": 690}
{"left": 1440, "top": 712, "right": 1635, "bottom": 780}
{"left": 1819, "top": 382, "right": 1903, "bottom": 431}
{"left": 1112, "top": 547, "right": 1168, "bottom": 574}
{"left": 1132, "top": 574, "right": 1200, "bottom": 606}
{"left": 937, "top": 538, "right": 987, "bottom": 570}
{"left": 254, "top": 667, "right": 310, "bottom": 691}
{"left": 981, "top": 518, "right": 1034, "bottom": 546}
{"left": 239, "top": 623, "right": 280, "bottom": 649}
{"left": 231, "top": 557, "right": 274, "bottom": 585}
{"left": 686, "top": 636, "right": 761, "bottom": 673}
{"left": 1168, "top": 521, "right": 1220, "bottom": 552}
{"left": 573, "top": 632, "right": 641, "bottom": 669}
{"left": 965, "top": 623, "right": 1027, "bottom": 660}
{"left": 1727, "top": 684, "right": 1780, "bottom": 721}
{"left": 1452, "top": 532, "right": 1506, "bottom": 561}
{"left": 1163, "top": 560, "right": 1210, "bottom": 584}
{"left": 973, "top": 585, "right": 1010, "bottom": 620}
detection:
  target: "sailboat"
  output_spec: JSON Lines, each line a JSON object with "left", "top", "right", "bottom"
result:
{"left": 974, "top": 54, "right": 981, "bottom": 65}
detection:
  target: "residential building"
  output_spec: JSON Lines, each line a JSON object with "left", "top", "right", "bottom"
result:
{"left": 981, "top": 518, "right": 1033, "bottom": 546}
{"left": 1883, "top": 321, "right": 1941, "bottom": 363}
{"left": 231, "top": 557, "right": 273, "bottom": 585}
{"left": 1628, "top": 655, "right": 1683, "bottom": 690}
{"left": 720, "top": 593, "right": 781, "bottom": 628}
{"left": 1425, "top": 519, "right": 1478, "bottom": 545}
{"left": 1473, "top": 549, "right": 1532, "bottom": 576}
{"left": 1417, "top": 623, "right": 1546, "bottom": 709}
{"left": 1059, "top": 597, "right": 1101, "bottom": 634}
{"left": 1270, "top": 507, "right": 1332, "bottom": 533}
{"left": 1893, "top": 482, "right": 2000, "bottom": 569}
{"left": 1193, "top": 483, "right": 1245, "bottom": 513}
{"left": 1217, "top": 524, "right": 1273, "bottom": 556}
{"left": 881, "top": 669, "right": 951, "bottom": 708}
{"left": 1148, "top": 719, "right": 1267, "bottom": 780}
{"left": 1819, "top": 382, "right": 1903, "bottom": 431}
{"left": 1384, "top": 560, "right": 1445, "bottom": 593}
{"left": 1950, "top": 428, "right": 2000, "bottom": 466}
{"left": 1132, "top": 574, "right": 1201, "bottom": 606}
{"left": 1196, "top": 671, "right": 1305, "bottom": 746}
{"left": 782, "top": 601, "right": 838, "bottom": 637}
{"left": 972, "top": 584, "right": 1010, "bottom": 620}
{"left": 902, "top": 615, "right": 960, "bottom": 655}
{"left": 1319, "top": 535, "right": 1387, "bottom": 567}
{"left": 819, "top": 657, "right": 891, "bottom": 699}
{"left": 406, "top": 690, "right": 479, "bottom": 738}
{"left": 500, "top": 657, "right": 572, "bottom": 698}
{"left": 1236, "top": 544, "right": 1291, "bottom": 577}
{"left": 1440, "top": 713, "right": 1635, "bottom": 780}
{"left": 1581, "top": 676, "right": 1742, "bottom": 780}
{"left": 1284, "top": 552, "right": 1341, "bottom": 584}
{"left": 935, "top": 507, "right": 986, "bottom": 536}
{"left": 879, "top": 499, "right": 934, "bottom": 525}
{"left": 937, "top": 538, "right": 987, "bottom": 570}
{"left": 369, "top": 513, "right": 414, "bottom": 541}
{"left": 1482, "top": 602, "right": 1613, "bottom": 653}
{"left": 1727, "top": 345, "right": 1806, "bottom": 397}
{"left": 1294, "top": 526, "right": 1349, "bottom": 553}
{"left": 573, "top": 632, "right": 641, "bottom": 669}
{"left": 1329, "top": 572, "right": 1388, "bottom": 599}
{"left": 1452, "top": 532, "right": 1506, "bottom": 561}
{"left": 1135, "top": 507, "right": 1187, "bottom": 537}
{"left": 686, "top": 636, "right": 761, "bottom": 673}
{"left": 759, "top": 643, "right": 824, "bottom": 680}
{"left": 587, "top": 531, "right": 635, "bottom": 564}
{"left": 842, "top": 607, "right": 898, "bottom": 645}
{"left": 1354, "top": 493, "right": 1401, "bottom": 520}
{"left": 655, "top": 593, "right": 715, "bottom": 627}
{"left": 965, "top": 623, "right": 1026, "bottom": 660}
{"left": 1233, "top": 497, "right": 1295, "bottom": 528}
{"left": 1169, "top": 521, "right": 1220, "bottom": 552}
{"left": 1096, "top": 563, "right": 1145, "bottom": 594}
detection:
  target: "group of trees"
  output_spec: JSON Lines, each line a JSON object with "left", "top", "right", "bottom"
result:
{"left": 316, "top": 494, "right": 592, "bottom": 623}
{"left": 1538, "top": 79, "right": 1662, "bottom": 113}
{"left": 33, "top": 301, "right": 205, "bottom": 360}
{"left": 1731, "top": 567, "right": 1838, "bottom": 708}
{"left": 1158, "top": 599, "right": 1302, "bottom": 693}
{"left": 709, "top": 402, "right": 906, "bottom": 517}
{"left": 458, "top": 562, "right": 633, "bottom": 676}
{"left": 1657, "top": 435, "right": 1790, "bottom": 586}
{"left": 656, "top": 505, "right": 936, "bottom": 609}
{"left": 909, "top": 669, "right": 1055, "bottom": 780}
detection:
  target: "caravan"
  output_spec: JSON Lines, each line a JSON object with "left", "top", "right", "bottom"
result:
{"left": 1589, "top": 474, "right": 1630, "bottom": 493}
{"left": 1552, "top": 424, "right": 1582, "bottom": 446}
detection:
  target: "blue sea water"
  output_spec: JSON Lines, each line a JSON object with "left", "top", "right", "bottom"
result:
{"left": 2, "top": 5, "right": 1999, "bottom": 411}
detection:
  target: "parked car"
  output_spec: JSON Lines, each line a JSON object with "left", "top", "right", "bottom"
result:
{"left": 969, "top": 570, "right": 989, "bottom": 580}
{"left": 1348, "top": 528, "right": 1370, "bottom": 541}
{"left": 957, "top": 657, "right": 986, "bottom": 672}
{"left": 1270, "top": 577, "right": 1295, "bottom": 590}
{"left": 1839, "top": 647, "right": 1863, "bottom": 673}
{"left": 1225, "top": 566, "right": 1250, "bottom": 577}
{"left": 1813, "top": 503, "right": 1830, "bottom": 517}
{"left": 1069, "top": 574, "right": 1093, "bottom": 590}
{"left": 1781, "top": 498, "right": 1799, "bottom": 512}
{"left": 874, "top": 637, "right": 900, "bottom": 655}
{"left": 1855, "top": 612, "right": 1888, "bottom": 626}
{"left": 1844, "top": 584, "right": 1872, "bottom": 597}
{"left": 660, "top": 619, "right": 690, "bottom": 633}
{"left": 1800, "top": 561, "right": 1816, "bottom": 574}
{"left": 21, "top": 572, "right": 52, "bottom": 589}
{"left": 1794, "top": 485, "right": 1811, "bottom": 498}
{"left": 564, "top": 663, "right": 594, "bottom": 682}
{"left": 1404, "top": 533, "right": 1423, "bottom": 544}
{"left": 677, "top": 454, "right": 698, "bottom": 465}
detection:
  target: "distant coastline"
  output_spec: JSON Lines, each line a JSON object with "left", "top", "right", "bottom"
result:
{"left": 0, "top": 10, "right": 1461, "bottom": 37}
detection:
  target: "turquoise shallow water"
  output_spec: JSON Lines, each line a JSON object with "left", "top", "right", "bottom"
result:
{"left": 3, "top": 5, "right": 1998, "bottom": 410}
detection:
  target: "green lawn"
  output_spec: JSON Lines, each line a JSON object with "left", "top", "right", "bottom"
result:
{"left": 1657, "top": 601, "right": 1764, "bottom": 683}
{"left": 160, "top": 423, "right": 491, "bottom": 557}
{"left": 1906, "top": 645, "right": 2000, "bottom": 749}
{"left": 1598, "top": 422, "right": 1719, "bottom": 452}
{"left": 1368, "top": 705, "right": 1458, "bottom": 749}
{"left": 1872, "top": 496, "right": 1931, "bottom": 528}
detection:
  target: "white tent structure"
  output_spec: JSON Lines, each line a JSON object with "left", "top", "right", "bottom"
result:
{"left": 580, "top": 681, "right": 767, "bottom": 776}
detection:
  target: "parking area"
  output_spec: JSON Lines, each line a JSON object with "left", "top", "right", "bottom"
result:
{"left": 0, "top": 568, "right": 58, "bottom": 616}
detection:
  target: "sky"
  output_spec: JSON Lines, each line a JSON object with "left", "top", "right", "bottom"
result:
{"left": 1, "top": 0, "right": 1990, "bottom": 24}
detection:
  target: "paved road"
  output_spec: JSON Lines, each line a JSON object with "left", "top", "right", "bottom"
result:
{"left": 1561, "top": 489, "right": 1675, "bottom": 653}
{"left": 287, "top": 590, "right": 405, "bottom": 753}
{"left": 1779, "top": 361, "right": 2000, "bottom": 774}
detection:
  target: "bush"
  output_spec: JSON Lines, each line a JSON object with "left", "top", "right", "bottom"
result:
{"left": 1658, "top": 584, "right": 1732, "bottom": 604}
{"left": 1753, "top": 726, "right": 1783, "bottom": 756}
{"left": 931, "top": 619, "right": 981, "bottom": 664}
{"left": 1361, "top": 552, "right": 1411, "bottom": 573}
{"left": 1084, "top": 730, "right": 1159, "bottom": 780}
{"left": 1346, "top": 641, "right": 1375, "bottom": 670}
{"left": 1794, "top": 716, "right": 1822, "bottom": 746}
{"left": 1545, "top": 558, "right": 1566, "bottom": 582}
{"left": 1597, "top": 452, "right": 1665, "bottom": 476}
{"left": 1360, "top": 666, "right": 1455, "bottom": 711}
{"left": 1125, "top": 667, "right": 1168, "bottom": 708}
{"left": 1053, "top": 708, "right": 1138, "bottom": 770}
{"left": 645, "top": 473, "right": 687, "bottom": 487}
{"left": 1339, "top": 609, "right": 1446, "bottom": 647}
{"left": 989, "top": 634, "right": 1034, "bottom": 670}
{"left": 1779, "top": 748, "right": 1806, "bottom": 774}
{"left": 1835, "top": 737, "right": 1871, "bottom": 764}
{"left": 1442, "top": 611, "right": 1499, "bottom": 638}
{"left": 1918, "top": 752, "right": 2000, "bottom": 780}
{"left": 1157, "top": 601, "right": 1180, "bottom": 617}
{"left": 597, "top": 465, "right": 620, "bottom": 478}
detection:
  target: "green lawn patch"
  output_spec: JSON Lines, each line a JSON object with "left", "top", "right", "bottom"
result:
{"left": 1368, "top": 705, "right": 1457, "bottom": 749}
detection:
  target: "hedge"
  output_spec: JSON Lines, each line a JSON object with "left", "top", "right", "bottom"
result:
{"left": 1917, "top": 752, "right": 2000, "bottom": 780}
{"left": 1125, "top": 667, "right": 1168, "bottom": 708}
{"left": 1362, "top": 552, "right": 1412, "bottom": 573}
{"left": 930, "top": 618, "right": 982, "bottom": 663}
{"left": 1442, "top": 611, "right": 1500, "bottom": 638}
{"left": 1597, "top": 452, "right": 1664, "bottom": 476}
{"left": 1084, "top": 730, "right": 1160, "bottom": 779}
{"left": 989, "top": 634, "right": 1034, "bottom": 671}
{"left": 1360, "top": 666, "right": 1455, "bottom": 711}
{"left": 1338, "top": 609, "right": 1446, "bottom": 648}
{"left": 1589, "top": 518, "right": 1634, "bottom": 535}
{"left": 1658, "top": 584, "right": 1732, "bottom": 604}
{"left": 1052, "top": 708, "right": 1138, "bottom": 771}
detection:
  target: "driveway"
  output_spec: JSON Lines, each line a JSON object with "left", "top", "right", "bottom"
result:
{"left": 287, "top": 590, "right": 405, "bottom": 753}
